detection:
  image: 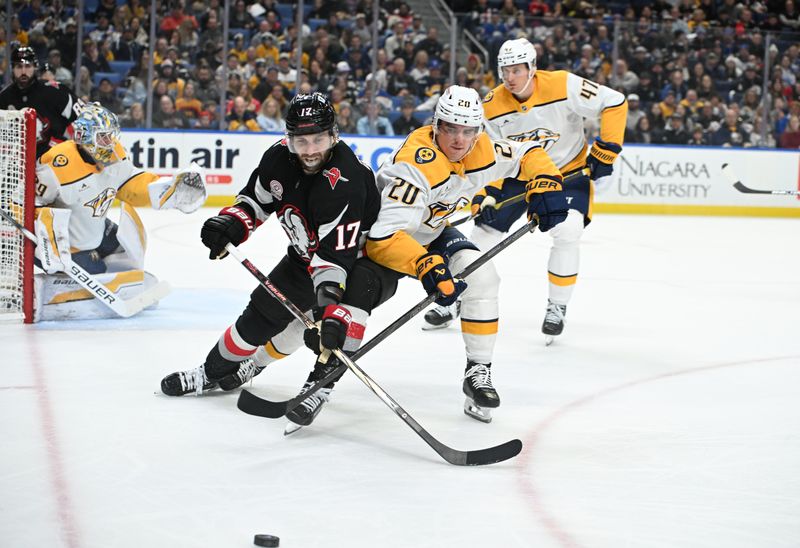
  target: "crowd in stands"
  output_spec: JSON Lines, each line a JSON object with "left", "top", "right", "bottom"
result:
{"left": 4, "top": 0, "right": 800, "bottom": 149}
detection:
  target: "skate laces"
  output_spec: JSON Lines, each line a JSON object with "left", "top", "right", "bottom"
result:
{"left": 465, "top": 364, "right": 494, "bottom": 390}
{"left": 433, "top": 300, "right": 459, "bottom": 319}
{"left": 298, "top": 385, "right": 333, "bottom": 413}
{"left": 179, "top": 365, "right": 208, "bottom": 395}
{"left": 545, "top": 302, "right": 566, "bottom": 325}
{"left": 235, "top": 359, "right": 262, "bottom": 384}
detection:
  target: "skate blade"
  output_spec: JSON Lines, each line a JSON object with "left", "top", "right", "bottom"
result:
{"left": 463, "top": 399, "right": 492, "bottom": 423}
{"left": 545, "top": 335, "right": 555, "bottom": 346}
{"left": 421, "top": 320, "right": 452, "bottom": 331}
{"left": 284, "top": 421, "right": 304, "bottom": 436}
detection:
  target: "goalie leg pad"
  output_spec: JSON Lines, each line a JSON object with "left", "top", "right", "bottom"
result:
{"left": 107, "top": 203, "right": 147, "bottom": 271}
{"left": 34, "top": 207, "right": 72, "bottom": 274}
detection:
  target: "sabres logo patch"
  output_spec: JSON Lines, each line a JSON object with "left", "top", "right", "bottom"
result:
{"left": 53, "top": 154, "right": 69, "bottom": 167}
{"left": 415, "top": 147, "right": 436, "bottom": 164}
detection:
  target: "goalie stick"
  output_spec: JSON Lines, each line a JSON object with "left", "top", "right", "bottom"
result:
{"left": 0, "top": 207, "right": 171, "bottom": 318}
{"left": 450, "top": 168, "right": 588, "bottom": 227}
{"left": 722, "top": 163, "right": 800, "bottom": 196}
{"left": 237, "top": 219, "right": 538, "bottom": 420}
{"left": 225, "top": 243, "right": 523, "bottom": 466}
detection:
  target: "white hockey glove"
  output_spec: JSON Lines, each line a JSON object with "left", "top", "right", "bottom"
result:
{"left": 149, "top": 162, "right": 207, "bottom": 213}
{"left": 34, "top": 207, "right": 73, "bottom": 274}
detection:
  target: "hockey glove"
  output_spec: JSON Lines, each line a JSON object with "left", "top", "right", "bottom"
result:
{"left": 415, "top": 252, "right": 467, "bottom": 307}
{"left": 304, "top": 304, "right": 352, "bottom": 354}
{"left": 200, "top": 206, "right": 254, "bottom": 259}
{"left": 470, "top": 185, "right": 503, "bottom": 225}
{"left": 525, "top": 175, "right": 569, "bottom": 232}
{"left": 586, "top": 138, "right": 622, "bottom": 180}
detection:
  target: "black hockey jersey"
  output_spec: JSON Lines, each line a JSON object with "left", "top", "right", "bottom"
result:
{"left": 234, "top": 139, "right": 380, "bottom": 291}
{"left": 0, "top": 79, "right": 82, "bottom": 157}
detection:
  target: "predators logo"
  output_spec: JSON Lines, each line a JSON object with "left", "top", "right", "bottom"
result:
{"left": 84, "top": 187, "right": 117, "bottom": 217}
{"left": 415, "top": 147, "right": 436, "bottom": 164}
{"left": 507, "top": 127, "right": 560, "bottom": 151}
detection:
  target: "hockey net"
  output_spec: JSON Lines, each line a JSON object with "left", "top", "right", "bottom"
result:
{"left": 0, "top": 109, "right": 36, "bottom": 323}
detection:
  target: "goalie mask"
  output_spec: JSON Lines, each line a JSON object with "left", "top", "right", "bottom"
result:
{"left": 497, "top": 38, "right": 537, "bottom": 97}
{"left": 285, "top": 92, "right": 338, "bottom": 173}
{"left": 73, "top": 103, "right": 121, "bottom": 165}
{"left": 433, "top": 86, "right": 483, "bottom": 162}
{"left": 11, "top": 46, "right": 38, "bottom": 91}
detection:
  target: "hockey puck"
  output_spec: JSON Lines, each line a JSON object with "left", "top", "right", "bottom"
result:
{"left": 254, "top": 534, "right": 280, "bottom": 547}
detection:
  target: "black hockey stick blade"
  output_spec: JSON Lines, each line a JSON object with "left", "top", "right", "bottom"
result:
{"left": 722, "top": 163, "right": 800, "bottom": 195}
{"left": 462, "top": 439, "right": 522, "bottom": 466}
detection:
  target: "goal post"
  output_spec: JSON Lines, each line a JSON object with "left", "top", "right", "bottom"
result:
{"left": 0, "top": 108, "right": 37, "bottom": 323}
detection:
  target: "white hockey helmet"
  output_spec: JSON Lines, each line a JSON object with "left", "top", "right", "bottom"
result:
{"left": 433, "top": 85, "right": 484, "bottom": 131}
{"left": 497, "top": 38, "right": 537, "bottom": 85}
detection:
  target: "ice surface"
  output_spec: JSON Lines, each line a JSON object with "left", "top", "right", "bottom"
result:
{"left": 2, "top": 209, "right": 799, "bottom": 548}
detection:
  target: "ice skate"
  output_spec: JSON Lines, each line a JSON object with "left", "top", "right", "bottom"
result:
{"left": 284, "top": 356, "right": 342, "bottom": 435}
{"left": 542, "top": 300, "right": 567, "bottom": 346}
{"left": 160, "top": 365, "right": 218, "bottom": 396}
{"left": 422, "top": 300, "right": 461, "bottom": 330}
{"left": 217, "top": 358, "right": 264, "bottom": 391}
{"left": 462, "top": 361, "right": 500, "bottom": 423}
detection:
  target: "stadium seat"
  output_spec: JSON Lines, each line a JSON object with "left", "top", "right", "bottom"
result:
{"left": 308, "top": 18, "right": 326, "bottom": 31}
{"left": 109, "top": 60, "right": 135, "bottom": 78}
{"left": 276, "top": 4, "right": 293, "bottom": 23}
{"left": 415, "top": 110, "right": 434, "bottom": 124}
{"left": 93, "top": 71, "right": 123, "bottom": 87}
{"left": 83, "top": 23, "right": 98, "bottom": 35}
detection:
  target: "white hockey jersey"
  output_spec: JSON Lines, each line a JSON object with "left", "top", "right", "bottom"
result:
{"left": 482, "top": 70, "right": 627, "bottom": 173}
{"left": 366, "top": 126, "right": 560, "bottom": 276}
{"left": 35, "top": 141, "right": 162, "bottom": 251}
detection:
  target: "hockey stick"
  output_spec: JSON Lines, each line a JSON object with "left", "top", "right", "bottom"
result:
{"left": 0, "top": 208, "right": 171, "bottom": 317}
{"left": 450, "top": 168, "right": 588, "bottom": 227}
{"left": 722, "top": 163, "right": 800, "bottom": 196}
{"left": 226, "top": 243, "right": 523, "bottom": 466}
{"left": 238, "top": 219, "right": 538, "bottom": 420}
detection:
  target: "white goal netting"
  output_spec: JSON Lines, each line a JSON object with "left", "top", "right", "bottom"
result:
{"left": 0, "top": 109, "right": 34, "bottom": 322}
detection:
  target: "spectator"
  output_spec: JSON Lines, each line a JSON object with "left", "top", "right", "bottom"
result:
{"left": 226, "top": 95, "right": 260, "bottom": 131}
{"left": 661, "top": 113, "right": 690, "bottom": 144}
{"left": 626, "top": 94, "right": 646, "bottom": 131}
{"left": 229, "top": 0, "right": 256, "bottom": 30}
{"left": 153, "top": 60, "right": 186, "bottom": 100}
{"left": 357, "top": 102, "right": 394, "bottom": 136}
{"left": 81, "top": 39, "right": 111, "bottom": 75}
{"left": 626, "top": 116, "right": 660, "bottom": 144}
{"left": 256, "top": 97, "right": 285, "bottom": 132}
{"left": 711, "top": 108, "right": 750, "bottom": 147}
{"left": 119, "top": 102, "right": 145, "bottom": 128}
{"left": 194, "top": 63, "right": 221, "bottom": 104}
{"left": 46, "top": 49, "right": 73, "bottom": 88}
{"left": 176, "top": 81, "right": 203, "bottom": 119}
{"left": 276, "top": 53, "right": 297, "bottom": 90}
{"left": 409, "top": 50, "right": 430, "bottom": 82}
{"left": 337, "top": 101, "right": 358, "bottom": 134}
{"left": 780, "top": 115, "right": 800, "bottom": 148}
{"left": 687, "top": 126, "right": 707, "bottom": 145}
{"left": 91, "top": 77, "right": 121, "bottom": 113}
{"left": 161, "top": 1, "right": 198, "bottom": 34}
{"left": 387, "top": 58, "right": 416, "bottom": 97}
{"left": 384, "top": 21, "right": 407, "bottom": 60}
{"left": 392, "top": 99, "right": 422, "bottom": 135}
{"left": 153, "top": 95, "right": 189, "bottom": 129}
{"left": 414, "top": 27, "right": 443, "bottom": 59}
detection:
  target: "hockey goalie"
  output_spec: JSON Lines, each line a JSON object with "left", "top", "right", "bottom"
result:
{"left": 32, "top": 103, "right": 206, "bottom": 321}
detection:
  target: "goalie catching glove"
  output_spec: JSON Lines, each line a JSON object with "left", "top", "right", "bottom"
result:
{"left": 415, "top": 252, "right": 467, "bottom": 306}
{"left": 148, "top": 162, "right": 208, "bottom": 213}
{"left": 525, "top": 174, "right": 568, "bottom": 232}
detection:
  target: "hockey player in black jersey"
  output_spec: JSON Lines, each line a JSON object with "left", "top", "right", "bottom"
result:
{"left": 0, "top": 46, "right": 83, "bottom": 158}
{"left": 160, "top": 93, "right": 397, "bottom": 413}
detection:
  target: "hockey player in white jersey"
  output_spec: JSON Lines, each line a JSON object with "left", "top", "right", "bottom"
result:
{"left": 33, "top": 103, "right": 206, "bottom": 319}
{"left": 423, "top": 38, "right": 627, "bottom": 344}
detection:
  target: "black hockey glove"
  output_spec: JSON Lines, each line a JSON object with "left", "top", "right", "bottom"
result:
{"left": 200, "top": 206, "right": 254, "bottom": 259}
{"left": 415, "top": 253, "right": 467, "bottom": 307}
{"left": 525, "top": 175, "right": 568, "bottom": 232}
{"left": 470, "top": 185, "right": 503, "bottom": 225}
{"left": 303, "top": 304, "right": 352, "bottom": 354}
{"left": 586, "top": 138, "right": 622, "bottom": 180}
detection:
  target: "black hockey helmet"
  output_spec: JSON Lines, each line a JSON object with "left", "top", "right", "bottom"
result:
{"left": 285, "top": 92, "right": 337, "bottom": 137}
{"left": 11, "top": 46, "right": 38, "bottom": 90}
{"left": 11, "top": 45, "right": 38, "bottom": 67}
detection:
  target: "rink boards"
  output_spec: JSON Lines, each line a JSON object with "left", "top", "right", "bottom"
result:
{"left": 119, "top": 130, "right": 800, "bottom": 217}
